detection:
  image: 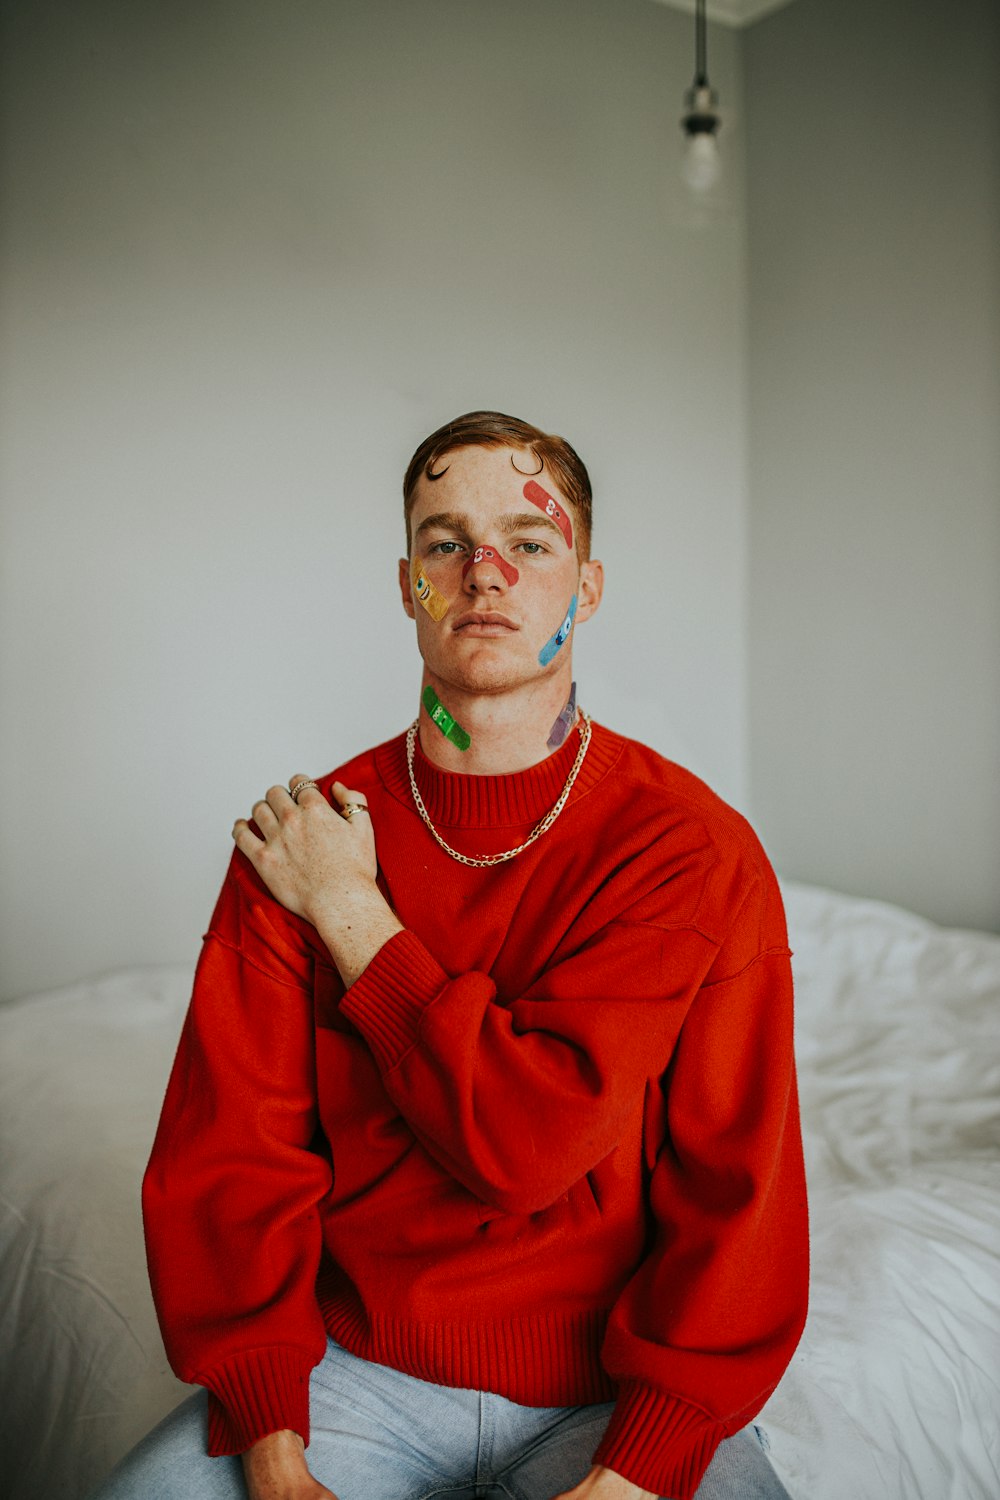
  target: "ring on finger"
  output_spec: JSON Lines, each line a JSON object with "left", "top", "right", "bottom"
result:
{"left": 290, "top": 779, "right": 319, "bottom": 803}
{"left": 341, "top": 802, "right": 370, "bottom": 819}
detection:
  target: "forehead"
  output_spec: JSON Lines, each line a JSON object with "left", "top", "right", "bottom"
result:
{"left": 409, "top": 444, "right": 570, "bottom": 519}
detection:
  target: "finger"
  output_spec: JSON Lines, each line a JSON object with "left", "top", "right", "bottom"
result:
{"left": 331, "top": 783, "right": 372, "bottom": 825}
{"left": 331, "top": 781, "right": 369, "bottom": 811}
{"left": 288, "top": 774, "right": 324, "bottom": 805}
{"left": 232, "top": 818, "right": 264, "bottom": 856}
{"left": 265, "top": 783, "right": 296, "bottom": 818}
{"left": 252, "top": 798, "right": 280, "bottom": 836}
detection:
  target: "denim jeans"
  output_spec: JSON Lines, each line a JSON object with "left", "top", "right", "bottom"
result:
{"left": 88, "top": 1338, "right": 790, "bottom": 1500}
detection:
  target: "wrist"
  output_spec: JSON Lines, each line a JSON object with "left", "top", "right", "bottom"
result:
{"left": 241, "top": 1426, "right": 307, "bottom": 1475}
{"left": 307, "top": 878, "right": 385, "bottom": 931}
{"left": 312, "top": 887, "right": 403, "bottom": 989}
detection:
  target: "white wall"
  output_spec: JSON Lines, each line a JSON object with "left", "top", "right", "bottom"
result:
{"left": 744, "top": 0, "right": 1000, "bottom": 931}
{"left": 0, "top": 0, "right": 750, "bottom": 1000}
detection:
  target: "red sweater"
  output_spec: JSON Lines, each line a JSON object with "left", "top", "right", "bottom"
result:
{"left": 143, "top": 722, "right": 808, "bottom": 1499}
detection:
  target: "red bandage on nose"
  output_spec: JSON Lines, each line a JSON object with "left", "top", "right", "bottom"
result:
{"left": 461, "top": 546, "right": 519, "bottom": 586}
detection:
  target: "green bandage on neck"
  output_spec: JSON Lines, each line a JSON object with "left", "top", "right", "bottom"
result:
{"left": 422, "top": 685, "right": 471, "bottom": 752}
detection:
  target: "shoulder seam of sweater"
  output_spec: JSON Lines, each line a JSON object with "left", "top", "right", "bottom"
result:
{"left": 699, "top": 944, "right": 792, "bottom": 990}
{"left": 203, "top": 929, "right": 310, "bottom": 992}
{"left": 610, "top": 918, "right": 720, "bottom": 946}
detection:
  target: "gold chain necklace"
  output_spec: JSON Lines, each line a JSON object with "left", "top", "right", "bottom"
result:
{"left": 405, "top": 712, "right": 592, "bottom": 868}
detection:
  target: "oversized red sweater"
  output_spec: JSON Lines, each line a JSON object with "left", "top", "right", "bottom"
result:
{"left": 142, "top": 722, "right": 808, "bottom": 1499}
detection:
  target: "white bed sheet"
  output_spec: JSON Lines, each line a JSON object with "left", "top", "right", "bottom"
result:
{"left": 1, "top": 882, "right": 998, "bottom": 1499}
{"left": 762, "top": 883, "right": 1000, "bottom": 1499}
{"left": 0, "top": 967, "right": 192, "bottom": 1499}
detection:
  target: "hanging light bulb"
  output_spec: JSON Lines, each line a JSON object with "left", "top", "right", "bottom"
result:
{"left": 681, "top": 0, "right": 721, "bottom": 194}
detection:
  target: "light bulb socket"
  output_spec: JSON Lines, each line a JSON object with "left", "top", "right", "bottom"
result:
{"left": 682, "top": 82, "right": 720, "bottom": 137}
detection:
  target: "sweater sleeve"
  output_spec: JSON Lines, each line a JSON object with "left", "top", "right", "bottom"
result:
{"left": 142, "top": 855, "right": 332, "bottom": 1455}
{"left": 339, "top": 916, "right": 720, "bottom": 1215}
{"left": 593, "top": 944, "right": 809, "bottom": 1497}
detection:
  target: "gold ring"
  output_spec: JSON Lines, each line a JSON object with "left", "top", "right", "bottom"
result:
{"left": 341, "top": 802, "right": 370, "bottom": 819}
{"left": 290, "top": 779, "right": 319, "bottom": 803}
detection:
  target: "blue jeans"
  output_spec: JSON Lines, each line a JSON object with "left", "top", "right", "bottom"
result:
{"left": 88, "top": 1338, "right": 790, "bottom": 1500}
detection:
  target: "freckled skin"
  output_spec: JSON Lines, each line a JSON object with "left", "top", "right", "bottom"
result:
{"left": 399, "top": 447, "right": 603, "bottom": 709}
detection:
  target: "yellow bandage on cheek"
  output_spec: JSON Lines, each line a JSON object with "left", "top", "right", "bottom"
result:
{"left": 411, "top": 560, "right": 450, "bottom": 622}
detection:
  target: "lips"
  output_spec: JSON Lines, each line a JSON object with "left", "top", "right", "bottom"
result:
{"left": 452, "top": 611, "right": 519, "bottom": 634}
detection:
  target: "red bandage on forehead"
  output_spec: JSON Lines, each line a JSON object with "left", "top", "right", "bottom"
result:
{"left": 522, "top": 481, "right": 573, "bottom": 549}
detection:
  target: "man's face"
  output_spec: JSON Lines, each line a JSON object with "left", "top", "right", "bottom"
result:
{"left": 399, "top": 445, "right": 602, "bottom": 697}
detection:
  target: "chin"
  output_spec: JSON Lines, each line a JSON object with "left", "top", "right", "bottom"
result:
{"left": 440, "top": 657, "right": 530, "bottom": 696}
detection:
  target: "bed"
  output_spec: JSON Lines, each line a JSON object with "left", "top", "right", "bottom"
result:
{"left": 1, "top": 880, "right": 998, "bottom": 1500}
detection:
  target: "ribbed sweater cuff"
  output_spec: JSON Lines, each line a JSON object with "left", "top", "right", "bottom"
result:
{"left": 340, "top": 929, "right": 449, "bottom": 1071}
{"left": 201, "top": 1346, "right": 316, "bottom": 1456}
{"left": 592, "top": 1383, "right": 728, "bottom": 1500}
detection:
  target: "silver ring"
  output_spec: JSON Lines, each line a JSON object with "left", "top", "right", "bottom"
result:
{"left": 341, "top": 802, "right": 370, "bottom": 819}
{"left": 290, "top": 779, "right": 319, "bottom": 803}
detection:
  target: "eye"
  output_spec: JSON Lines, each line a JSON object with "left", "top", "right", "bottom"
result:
{"left": 428, "top": 540, "right": 464, "bottom": 556}
{"left": 515, "top": 541, "right": 546, "bottom": 555}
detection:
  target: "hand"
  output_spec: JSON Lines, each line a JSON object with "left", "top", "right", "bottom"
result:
{"left": 551, "top": 1465, "right": 659, "bottom": 1500}
{"left": 241, "top": 1428, "right": 337, "bottom": 1500}
{"left": 233, "top": 777, "right": 403, "bottom": 987}
{"left": 233, "top": 779, "right": 377, "bottom": 926}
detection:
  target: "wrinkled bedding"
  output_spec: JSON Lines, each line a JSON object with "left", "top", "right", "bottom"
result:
{"left": 1, "top": 882, "right": 997, "bottom": 1499}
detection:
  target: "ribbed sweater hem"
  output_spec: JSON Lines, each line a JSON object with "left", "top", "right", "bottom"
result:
{"left": 593, "top": 1381, "right": 728, "bottom": 1499}
{"left": 201, "top": 1345, "right": 317, "bottom": 1456}
{"left": 316, "top": 1284, "right": 617, "bottom": 1407}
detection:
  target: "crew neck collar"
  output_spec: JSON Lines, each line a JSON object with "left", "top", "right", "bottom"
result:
{"left": 376, "top": 719, "right": 623, "bottom": 830}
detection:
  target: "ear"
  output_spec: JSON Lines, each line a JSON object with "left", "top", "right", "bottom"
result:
{"left": 399, "top": 557, "right": 416, "bottom": 619}
{"left": 574, "top": 559, "right": 604, "bottom": 623}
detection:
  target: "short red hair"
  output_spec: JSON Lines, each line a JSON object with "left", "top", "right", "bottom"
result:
{"left": 403, "top": 411, "right": 593, "bottom": 560}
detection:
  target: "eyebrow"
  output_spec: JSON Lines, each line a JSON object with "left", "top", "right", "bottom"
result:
{"left": 415, "top": 510, "right": 566, "bottom": 542}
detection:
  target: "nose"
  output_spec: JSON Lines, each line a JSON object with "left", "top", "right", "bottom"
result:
{"left": 461, "top": 546, "right": 518, "bottom": 594}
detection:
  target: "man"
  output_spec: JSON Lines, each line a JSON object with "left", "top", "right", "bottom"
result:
{"left": 93, "top": 412, "right": 808, "bottom": 1500}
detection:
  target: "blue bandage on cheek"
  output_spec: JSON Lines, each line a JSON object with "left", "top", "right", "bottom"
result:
{"left": 538, "top": 594, "right": 577, "bottom": 666}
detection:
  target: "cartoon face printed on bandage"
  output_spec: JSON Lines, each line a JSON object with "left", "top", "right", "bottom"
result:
{"left": 461, "top": 546, "right": 520, "bottom": 588}
{"left": 411, "top": 559, "right": 450, "bottom": 622}
{"left": 538, "top": 594, "right": 578, "bottom": 666}
{"left": 522, "top": 480, "right": 574, "bottom": 550}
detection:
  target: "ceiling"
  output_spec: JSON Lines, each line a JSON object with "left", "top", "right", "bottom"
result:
{"left": 649, "top": 0, "right": 800, "bottom": 26}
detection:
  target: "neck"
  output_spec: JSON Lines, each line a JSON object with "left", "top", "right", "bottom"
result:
{"left": 417, "top": 668, "right": 578, "bottom": 774}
